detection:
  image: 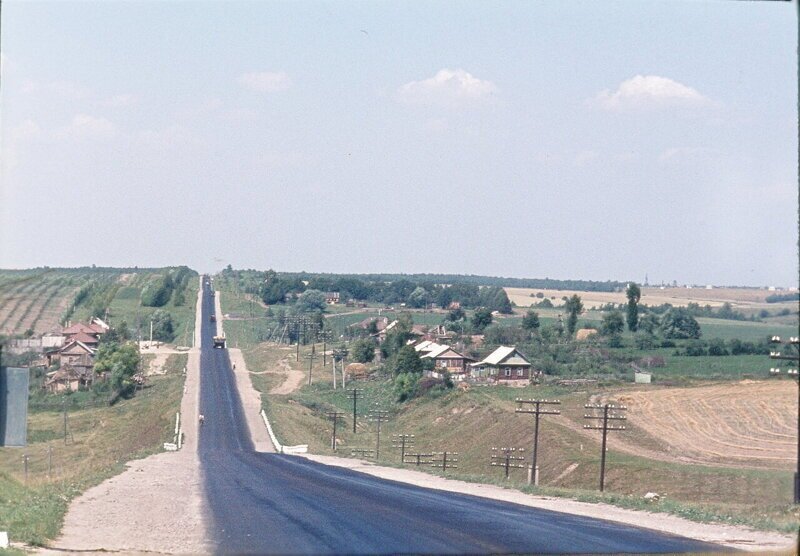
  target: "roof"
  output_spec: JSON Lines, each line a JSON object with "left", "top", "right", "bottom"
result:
{"left": 71, "top": 331, "right": 99, "bottom": 344}
{"left": 420, "top": 344, "right": 452, "bottom": 359}
{"left": 63, "top": 322, "right": 102, "bottom": 336}
{"left": 59, "top": 340, "right": 97, "bottom": 355}
{"left": 413, "top": 340, "right": 442, "bottom": 353}
{"left": 477, "top": 346, "right": 530, "bottom": 366}
{"left": 420, "top": 345, "right": 474, "bottom": 361}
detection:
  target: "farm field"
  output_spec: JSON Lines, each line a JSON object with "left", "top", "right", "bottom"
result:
{"left": 0, "top": 268, "right": 198, "bottom": 345}
{"left": 506, "top": 285, "right": 798, "bottom": 313}
{"left": 611, "top": 381, "right": 795, "bottom": 469}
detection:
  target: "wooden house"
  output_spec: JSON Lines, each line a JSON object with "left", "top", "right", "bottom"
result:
{"left": 469, "top": 346, "right": 533, "bottom": 383}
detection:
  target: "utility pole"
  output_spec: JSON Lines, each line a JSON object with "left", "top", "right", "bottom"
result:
{"left": 431, "top": 451, "right": 458, "bottom": 474}
{"left": 515, "top": 398, "right": 561, "bottom": 486}
{"left": 368, "top": 408, "right": 389, "bottom": 459}
{"left": 769, "top": 335, "right": 800, "bottom": 503}
{"left": 325, "top": 411, "right": 346, "bottom": 451}
{"left": 392, "top": 434, "right": 415, "bottom": 463}
{"left": 490, "top": 447, "right": 526, "bottom": 480}
{"left": 404, "top": 452, "right": 433, "bottom": 466}
{"left": 318, "top": 330, "right": 332, "bottom": 367}
{"left": 584, "top": 402, "right": 627, "bottom": 492}
{"left": 333, "top": 348, "right": 348, "bottom": 390}
{"left": 149, "top": 319, "right": 153, "bottom": 345}
{"left": 347, "top": 388, "right": 364, "bottom": 433}
{"left": 304, "top": 345, "right": 316, "bottom": 386}
{"left": 62, "top": 396, "right": 68, "bottom": 445}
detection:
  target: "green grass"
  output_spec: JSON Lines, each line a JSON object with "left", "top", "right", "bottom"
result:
{"left": 0, "top": 353, "right": 187, "bottom": 546}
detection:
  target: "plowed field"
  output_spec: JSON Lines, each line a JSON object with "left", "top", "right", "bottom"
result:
{"left": 618, "top": 381, "right": 796, "bottom": 469}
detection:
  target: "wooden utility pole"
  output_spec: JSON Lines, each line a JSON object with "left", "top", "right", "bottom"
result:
{"left": 515, "top": 398, "right": 561, "bottom": 486}
{"left": 325, "top": 411, "right": 346, "bottom": 451}
{"left": 392, "top": 434, "right": 415, "bottom": 462}
{"left": 584, "top": 402, "right": 627, "bottom": 491}
{"left": 304, "top": 345, "right": 316, "bottom": 386}
{"left": 347, "top": 388, "right": 364, "bottom": 433}
{"left": 404, "top": 452, "right": 433, "bottom": 466}
{"left": 431, "top": 451, "right": 458, "bottom": 474}
{"left": 368, "top": 409, "right": 389, "bottom": 459}
{"left": 490, "top": 447, "right": 526, "bottom": 480}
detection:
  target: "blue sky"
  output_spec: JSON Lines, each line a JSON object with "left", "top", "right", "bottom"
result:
{"left": 1, "top": 1, "right": 797, "bottom": 286}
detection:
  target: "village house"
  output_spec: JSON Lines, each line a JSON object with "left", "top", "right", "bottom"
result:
{"left": 324, "top": 292, "right": 340, "bottom": 304}
{"left": 469, "top": 345, "right": 535, "bottom": 383}
{"left": 44, "top": 365, "right": 84, "bottom": 393}
{"left": 420, "top": 344, "right": 475, "bottom": 377}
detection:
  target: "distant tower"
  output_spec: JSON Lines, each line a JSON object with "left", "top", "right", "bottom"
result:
{"left": 644, "top": 273, "right": 649, "bottom": 287}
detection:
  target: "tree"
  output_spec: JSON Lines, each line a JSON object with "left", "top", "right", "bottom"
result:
{"left": 626, "top": 283, "right": 641, "bottom": 332}
{"left": 394, "top": 372, "right": 420, "bottom": 402}
{"left": 521, "top": 310, "right": 540, "bottom": 331}
{"left": 638, "top": 313, "right": 660, "bottom": 335}
{"left": 660, "top": 308, "right": 701, "bottom": 339}
{"left": 407, "top": 286, "right": 429, "bottom": 308}
{"left": 389, "top": 345, "right": 423, "bottom": 376}
{"left": 600, "top": 311, "right": 625, "bottom": 336}
{"left": 351, "top": 338, "right": 376, "bottom": 363}
{"left": 150, "top": 310, "right": 175, "bottom": 342}
{"left": 564, "top": 294, "right": 584, "bottom": 338}
{"left": 446, "top": 306, "right": 466, "bottom": 322}
{"left": 296, "top": 289, "right": 327, "bottom": 313}
{"left": 471, "top": 307, "right": 493, "bottom": 332}
{"left": 94, "top": 342, "right": 140, "bottom": 402}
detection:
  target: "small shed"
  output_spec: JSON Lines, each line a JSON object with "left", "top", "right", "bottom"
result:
{"left": 634, "top": 370, "right": 652, "bottom": 384}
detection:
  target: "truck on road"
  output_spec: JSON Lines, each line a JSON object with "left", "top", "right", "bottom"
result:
{"left": 213, "top": 335, "right": 226, "bottom": 349}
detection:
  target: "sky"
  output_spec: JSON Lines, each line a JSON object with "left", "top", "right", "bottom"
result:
{"left": 0, "top": 0, "right": 797, "bottom": 287}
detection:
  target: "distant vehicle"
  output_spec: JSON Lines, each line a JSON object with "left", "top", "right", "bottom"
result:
{"left": 213, "top": 335, "right": 226, "bottom": 349}
{"left": 210, "top": 314, "right": 216, "bottom": 322}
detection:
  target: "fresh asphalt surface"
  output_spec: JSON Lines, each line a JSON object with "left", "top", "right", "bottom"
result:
{"left": 198, "top": 282, "right": 722, "bottom": 554}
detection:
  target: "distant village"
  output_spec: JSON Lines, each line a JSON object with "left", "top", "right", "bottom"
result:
{"left": 6, "top": 317, "right": 111, "bottom": 393}
{"left": 347, "top": 315, "right": 539, "bottom": 386}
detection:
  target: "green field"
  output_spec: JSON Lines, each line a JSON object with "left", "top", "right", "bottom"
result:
{"left": 0, "top": 353, "right": 187, "bottom": 545}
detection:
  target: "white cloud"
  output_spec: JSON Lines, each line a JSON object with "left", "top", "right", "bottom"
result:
{"left": 658, "top": 146, "right": 720, "bottom": 163}
{"left": 20, "top": 79, "right": 91, "bottom": 100}
{"left": 238, "top": 71, "right": 292, "bottom": 92}
{"left": 573, "top": 150, "right": 599, "bottom": 166}
{"left": 104, "top": 93, "right": 138, "bottom": 107}
{"left": 53, "top": 114, "right": 116, "bottom": 140}
{"left": 397, "top": 69, "right": 498, "bottom": 106}
{"left": 593, "top": 75, "right": 707, "bottom": 111}
{"left": 135, "top": 125, "right": 198, "bottom": 149}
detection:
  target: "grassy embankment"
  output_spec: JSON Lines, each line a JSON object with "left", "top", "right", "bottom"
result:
{"left": 0, "top": 353, "right": 188, "bottom": 546}
{"left": 216, "top": 285, "right": 798, "bottom": 534}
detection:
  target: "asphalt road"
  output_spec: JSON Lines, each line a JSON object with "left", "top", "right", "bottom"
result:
{"left": 197, "top": 280, "right": 721, "bottom": 554}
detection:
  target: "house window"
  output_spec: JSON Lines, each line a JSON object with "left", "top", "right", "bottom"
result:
{"left": 504, "top": 368, "right": 511, "bottom": 377}
{"left": 517, "top": 368, "right": 524, "bottom": 377}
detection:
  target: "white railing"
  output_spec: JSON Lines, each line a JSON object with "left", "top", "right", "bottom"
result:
{"left": 260, "top": 409, "right": 307, "bottom": 454}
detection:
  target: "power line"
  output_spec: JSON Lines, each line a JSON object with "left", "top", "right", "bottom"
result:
{"left": 431, "top": 451, "right": 458, "bottom": 474}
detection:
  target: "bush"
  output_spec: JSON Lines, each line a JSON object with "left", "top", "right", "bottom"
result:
{"left": 351, "top": 338, "right": 376, "bottom": 363}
